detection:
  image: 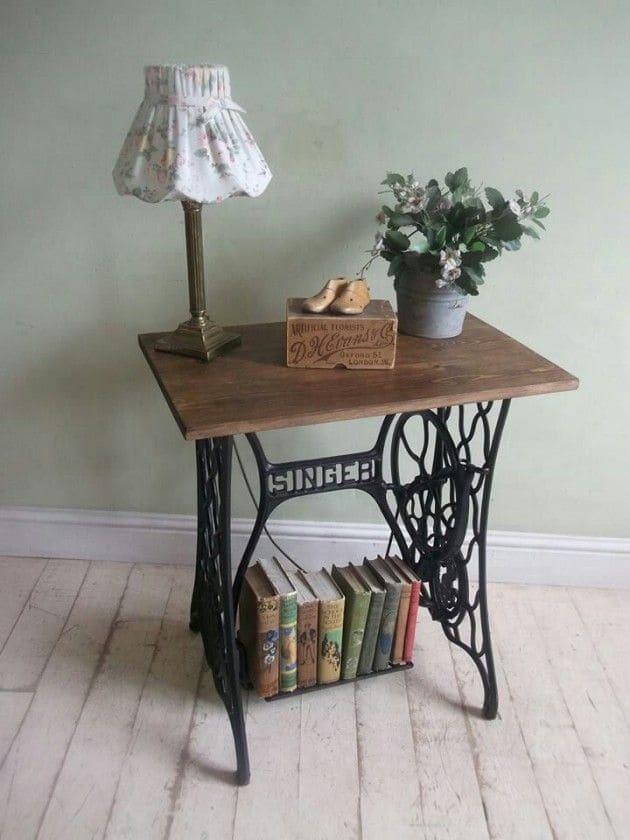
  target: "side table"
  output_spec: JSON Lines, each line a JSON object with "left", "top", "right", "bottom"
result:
{"left": 139, "top": 314, "right": 578, "bottom": 785}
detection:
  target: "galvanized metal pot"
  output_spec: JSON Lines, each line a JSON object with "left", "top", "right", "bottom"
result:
{"left": 395, "top": 269, "right": 468, "bottom": 338}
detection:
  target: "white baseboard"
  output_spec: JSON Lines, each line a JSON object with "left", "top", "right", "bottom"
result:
{"left": 1, "top": 506, "right": 629, "bottom": 588}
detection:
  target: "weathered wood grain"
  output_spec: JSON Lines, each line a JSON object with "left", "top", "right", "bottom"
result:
{"left": 138, "top": 315, "right": 578, "bottom": 440}
{"left": 104, "top": 566, "right": 203, "bottom": 840}
{"left": 0, "top": 561, "right": 130, "bottom": 840}
{"left": 406, "top": 615, "right": 490, "bottom": 840}
{"left": 37, "top": 564, "right": 174, "bottom": 840}
{"left": 0, "top": 559, "right": 88, "bottom": 691}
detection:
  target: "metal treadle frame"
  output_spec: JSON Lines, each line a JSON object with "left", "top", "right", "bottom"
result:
{"left": 189, "top": 400, "right": 511, "bottom": 784}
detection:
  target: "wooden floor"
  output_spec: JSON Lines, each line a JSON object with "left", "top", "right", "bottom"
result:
{"left": 0, "top": 558, "right": 628, "bottom": 840}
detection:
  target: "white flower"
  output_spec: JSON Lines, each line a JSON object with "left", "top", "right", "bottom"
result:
{"left": 508, "top": 198, "right": 521, "bottom": 216}
{"left": 371, "top": 232, "right": 385, "bottom": 256}
{"left": 435, "top": 277, "right": 448, "bottom": 288}
{"left": 439, "top": 247, "right": 462, "bottom": 267}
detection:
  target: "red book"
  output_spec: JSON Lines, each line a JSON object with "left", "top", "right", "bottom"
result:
{"left": 386, "top": 556, "right": 421, "bottom": 663}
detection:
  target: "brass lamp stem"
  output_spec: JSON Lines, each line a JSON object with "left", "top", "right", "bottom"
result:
{"left": 182, "top": 200, "right": 207, "bottom": 323}
{"left": 154, "top": 201, "right": 241, "bottom": 361}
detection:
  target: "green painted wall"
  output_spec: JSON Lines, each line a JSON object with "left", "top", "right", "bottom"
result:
{"left": 1, "top": 0, "right": 628, "bottom": 536}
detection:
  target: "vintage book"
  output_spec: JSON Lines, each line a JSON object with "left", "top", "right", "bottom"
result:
{"left": 350, "top": 562, "right": 386, "bottom": 676}
{"left": 259, "top": 558, "right": 298, "bottom": 693}
{"left": 331, "top": 565, "right": 372, "bottom": 680}
{"left": 286, "top": 298, "right": 397, "bottom": 369}
{"left": 386, "top": 555, "right": 421, "bottom": 663}
{"left": 379, "top": 555, "right": 411, "bottom": 665}
{"left": 237, "top": 563, "right": 280, "bottom": 698}
{"left": 306, "top": 569, "right": 345, "bottom": 684}
{"left": 283, "top": 567, "right": 319, "bottom": 689}
{"left": 365, "top": 557, "right": 402, "bottom": 671}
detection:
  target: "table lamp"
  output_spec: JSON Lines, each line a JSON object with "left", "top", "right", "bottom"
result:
{"left": 113, "top": 64, "right": 272, "bottom": 361}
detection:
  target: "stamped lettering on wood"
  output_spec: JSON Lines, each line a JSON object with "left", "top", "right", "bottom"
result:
{"left": 286, "top": 298, "right": 397, "bottom": 369}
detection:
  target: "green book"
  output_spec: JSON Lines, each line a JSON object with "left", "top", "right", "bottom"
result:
{"left": 349, "top": 562, "right": 386, "bottom": 675}
{"left": 259, "top": 557, "right": 298, "bottom": 693}
{"left": 365, "top": 557, "right": 402, "bottom": 671}
{"left": 331, "top": 565, "right": 372, "bottom": 680}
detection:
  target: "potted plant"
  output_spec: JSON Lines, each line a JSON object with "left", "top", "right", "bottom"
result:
{"left": 364, "top": 168, "right": 550, "bottom": 338}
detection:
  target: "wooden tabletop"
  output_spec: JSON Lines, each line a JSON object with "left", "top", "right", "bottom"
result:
{"left": 138, "top": 315, "right": 578, "bottom": 440}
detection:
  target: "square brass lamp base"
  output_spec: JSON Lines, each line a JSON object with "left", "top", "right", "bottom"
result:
{"left": 155, "top": 318, "right": 241, "bottom": 362}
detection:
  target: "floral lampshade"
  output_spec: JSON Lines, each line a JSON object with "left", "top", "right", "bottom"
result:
{"left": 112, "top": 64, "right": 272, "bottom": 204}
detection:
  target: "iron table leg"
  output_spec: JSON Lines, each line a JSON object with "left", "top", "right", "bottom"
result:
{"left": 190, "top": 436, "right": 250, "bottom": 785}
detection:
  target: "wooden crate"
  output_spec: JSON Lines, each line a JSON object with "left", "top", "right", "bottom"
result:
{"left": 286, "top": 298, "right": 397, "bottom": 369}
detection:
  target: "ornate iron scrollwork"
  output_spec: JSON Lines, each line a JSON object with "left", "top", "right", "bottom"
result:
{"left": 191, "top": 401, "right": 510, "bottom": 783}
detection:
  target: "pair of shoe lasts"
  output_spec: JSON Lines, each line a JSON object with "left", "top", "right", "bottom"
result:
{"left": 303, "top": 277, "right": 371, "bottom": 315}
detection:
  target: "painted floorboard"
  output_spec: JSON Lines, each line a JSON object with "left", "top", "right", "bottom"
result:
{"left": 356, "top": 670, "right": 424, "bottom": 840}
{"left": 450, "top": 585, "right": 554, "bottom": 840}
{"left": 232, "top": 693, "right": 301, "bottom": 840}
{"left": 529, "top": 586, "right": 630, "bottom": 838}
{"left": 37, "top": 564, "right": 174, "bottom": 840}
{"left": 406, "top": 614, "right": 489, "bottom": 840}
{"left": 104, "top": 566, "right": 203, "bottom": 840}
{"left": 0, "top": 557, "right": 46, "bottom": 651}
{"left": 493, "top": 585, "right": 615, "bottom": 839}
{"left": 0, "top": 561, "right": 130, "bottom": 840}
{"left": 167, "top": 670, "right": 239, "bottom": 840}
{"left": 0, "top": 559, "right": 626, "bottom": 840}
{"left": 0, "top": 559, "right": 88, "bottom": 691}
{"left": 297, "top": 682, "right": 361, "bottom": 840}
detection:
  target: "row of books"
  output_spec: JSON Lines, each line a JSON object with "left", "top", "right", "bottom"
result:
{"left": 238, "top": 555, "right": 421, "bottom": 698}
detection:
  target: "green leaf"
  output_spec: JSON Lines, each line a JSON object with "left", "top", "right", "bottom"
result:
{"left": 381, "top": 173, "right": 405, "bottom": 186}
{"left": 531, "top": 191, "right": 539, "bottom": 204}
{"left": 463, "top": 263, "right": 485, "bottom": 284}
{"left": 381, "top": 205, "right": 395, "bottom": 218}
{"left": 451, "top": 167, "right": 469, "bottom": 190}
{"left": 384, "top": 230, "right": 411, "bottom": 251}
{"left": 502, "top": 238, "right": 522, "bottom": 251}
{"left": 426, "top": 178, "right": 439, "bottom": 188}
{"left": 479, "top": 245, "right": 499, "bottom": 262}
{"left": 390, "top": 213, "right": 416, "bottom": 227}
{"left": 457, "top": 269, "right": 479, "bottom": 295}
{"left": 387, "top": 255, "right": 403, "bottom": 277}
{"left": 522, "top": 225, "right": 540, "bottom": 239}
{"left": 493, "top": 213, "right": 523, "bottom": 242}
{"left": 409, "top": 234, "right": 429, "bottom": 253}
{"left": 531, "top": 218, "right": 546, "bottom": 230}
{"left": 534, "top": 206, "right": 550, "bottom": 218}
{"left": 469, "top": 240, "right": 486, "bottom": 252}
{"left": 485, "top": 187, "right": 506, "bottom": 209}
{"left": 435, "top": 226, "right": 447, "bottom": 248}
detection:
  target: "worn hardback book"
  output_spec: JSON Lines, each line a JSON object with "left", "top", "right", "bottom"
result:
{"left": 238, "top": 563, "right": 280, "bottom": 698}
{"left": 283, "top": 567, "right": 319, "bottom": 689}
{"left": 259, "top": 558, "right": 298, "bottom": 693}
{"left": 365, "top": 557, "right": 402, "bottom": 670}
{"left": 386, "top": 555, "right": 421, "bottom": 663}
{"left": 350, "top": 562, "right": 386, "bottom": 676}
{"left": 306, "top": 569, "right": 345, "bottom": 684}
{"left": 379, "top": 555, "right": 411, "bottom": 665}
{"left": 331, "top": 565, "right": 372, "bottom": 680}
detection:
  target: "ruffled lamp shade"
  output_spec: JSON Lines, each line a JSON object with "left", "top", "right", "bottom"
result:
{"left": 113, "top": 64, "right": 272, "bottom": 203}
{"left": 113, "top": 64, "right": 272, "bottom": 361}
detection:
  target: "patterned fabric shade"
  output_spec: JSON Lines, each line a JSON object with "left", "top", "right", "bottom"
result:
{"left": 113, "top": 64, "right": 272, "bottom": 204}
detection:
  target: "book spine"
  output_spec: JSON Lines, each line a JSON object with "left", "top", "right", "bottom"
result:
{"left": 341, "top": 592, "right": 371, "bottom": 680}
{"left": 297, "top": 601, "right": 318, "bottom": 689}
{"left": 255, "top": 595, "right": 280, "bottom": 698}
{"left": 357, "top": 591, "right": 385, "bottom": 676}
{"left": 372, "top": 585, "right": 400, "bottom": 671}
{"left": 402, "top": 581, "right": 421, "bottom": 663}
{"left": 318, "top": 598, "right": 345, "bottom": 684}
{"left": 279, "top": 592, "right": 298, "bottom": 693}
{"left": 391, "top": 583, "right": 411, "bottom": 664}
